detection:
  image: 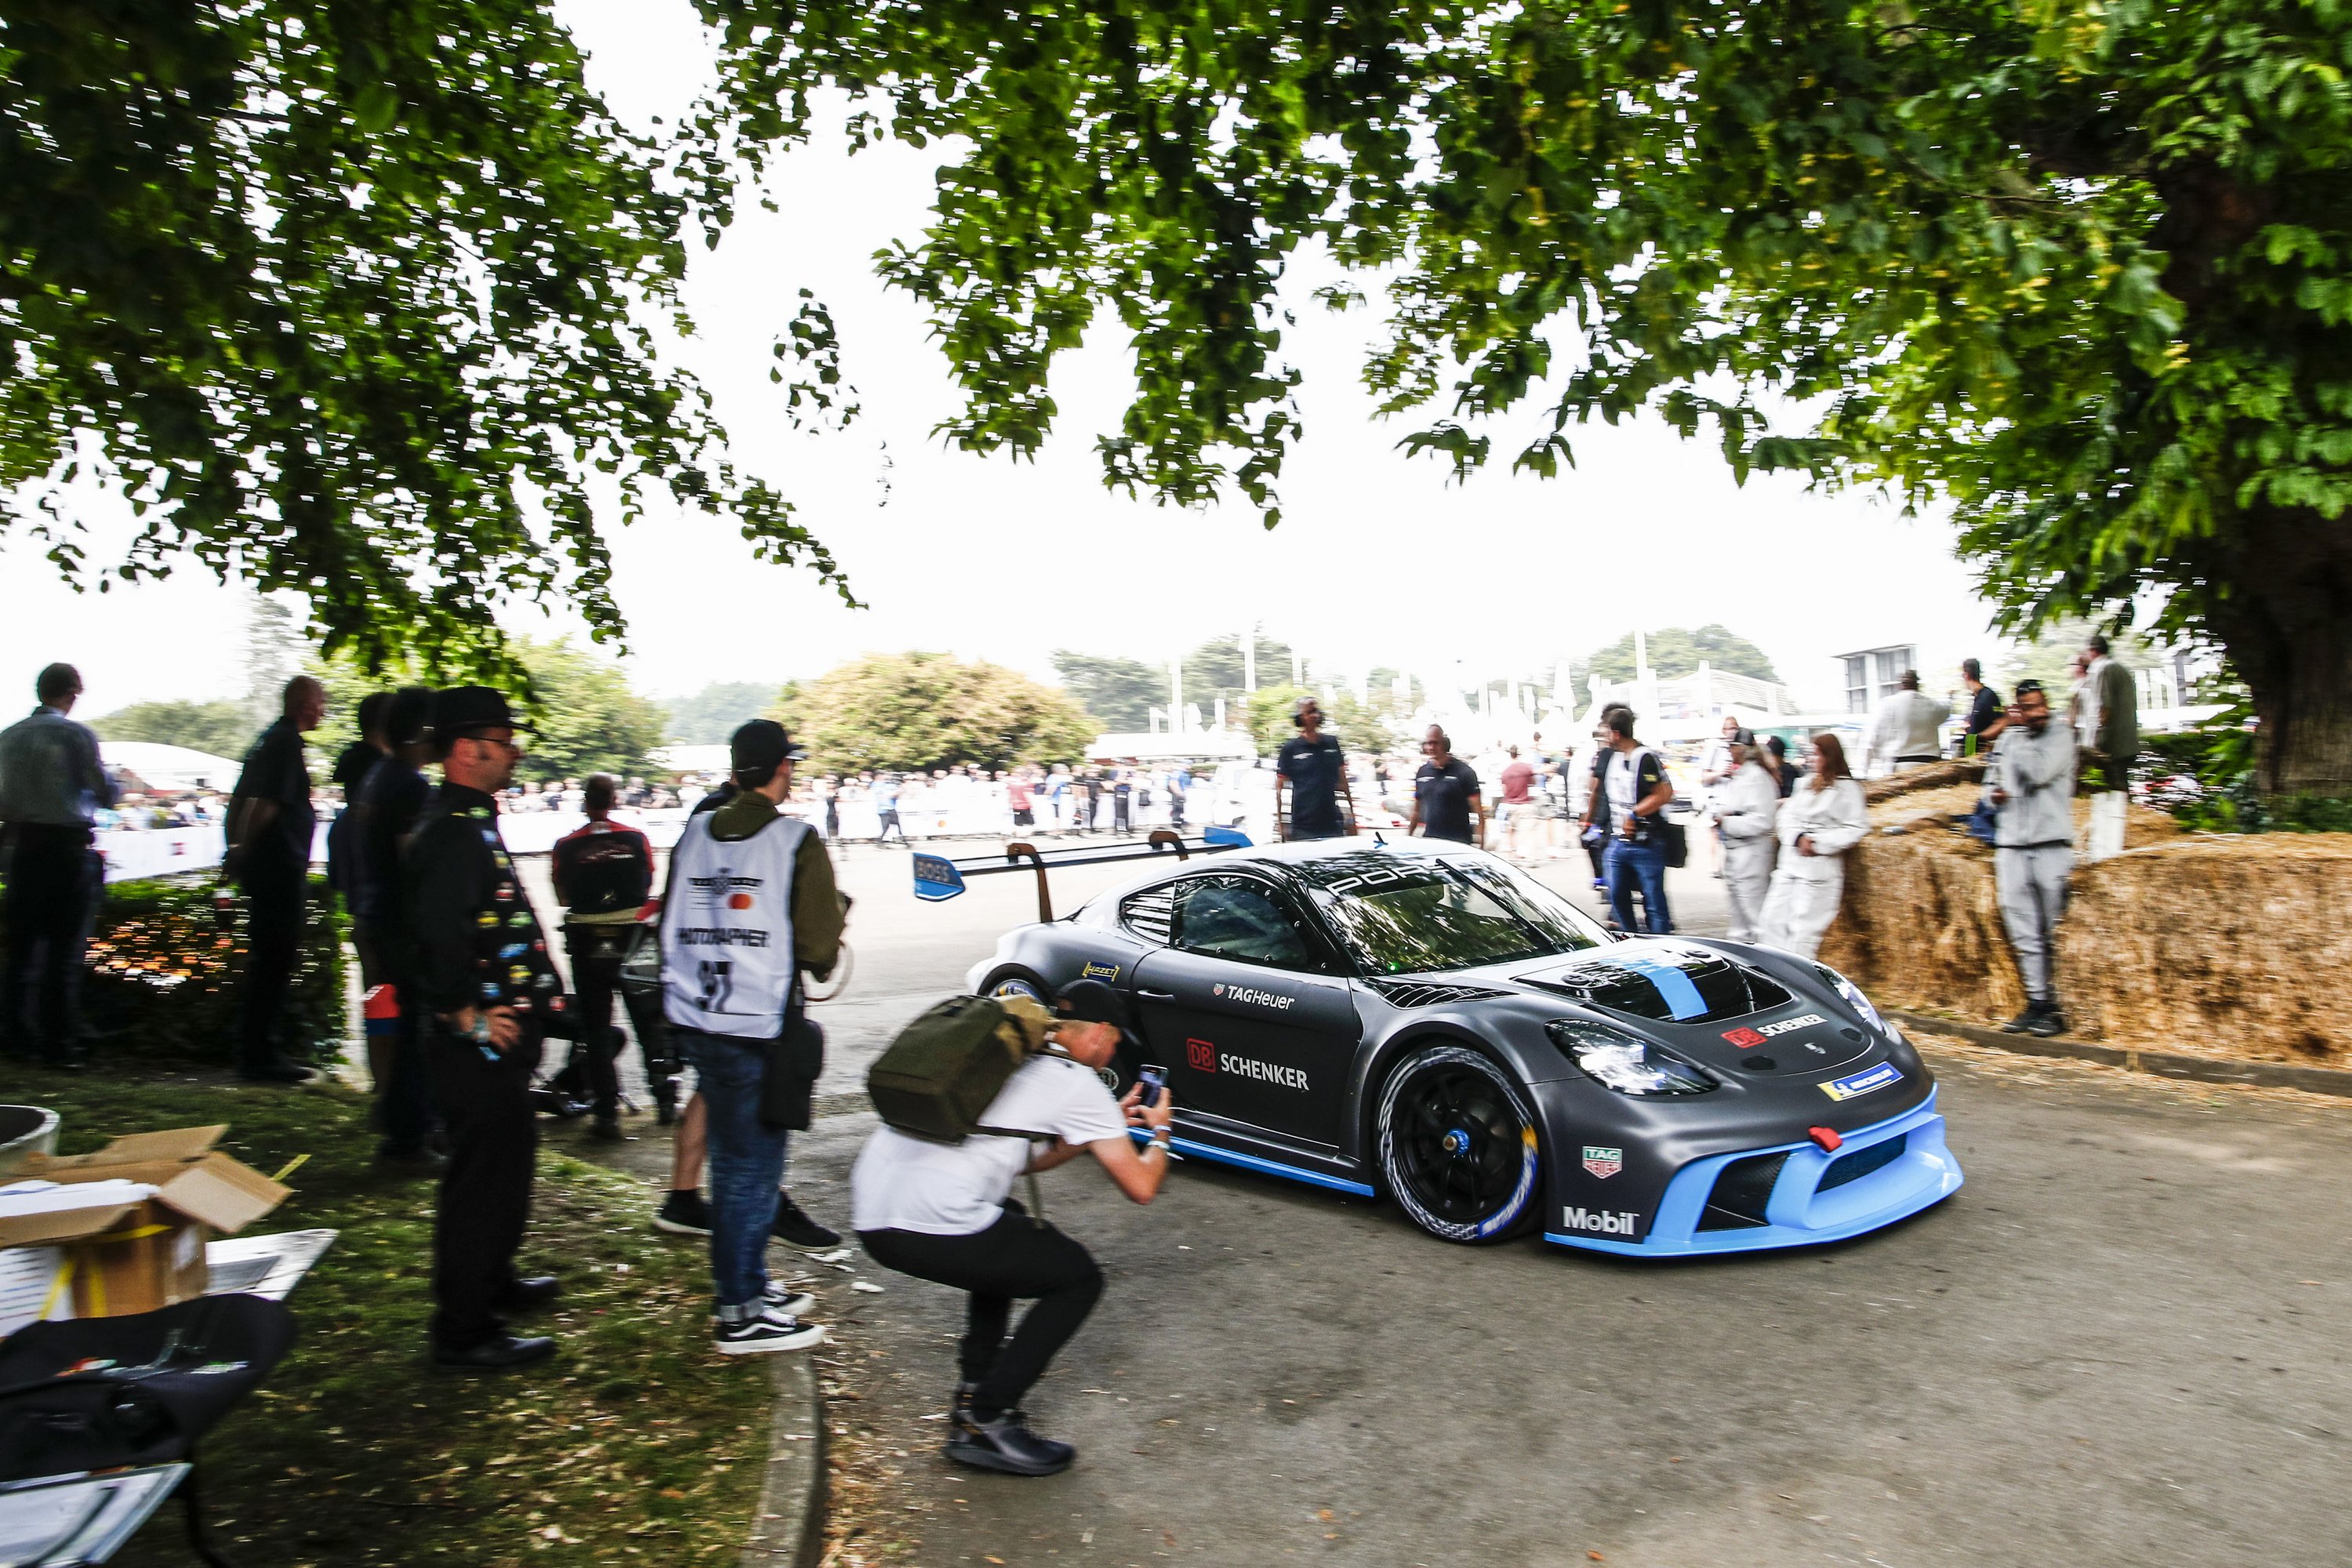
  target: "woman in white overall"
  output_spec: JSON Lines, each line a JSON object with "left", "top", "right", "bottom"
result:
{"left": 1758, "top": 731, "right": 1870, "bottom": 959}
{"left": 1712, "top": 729, "right": 1782, "bottom": 944}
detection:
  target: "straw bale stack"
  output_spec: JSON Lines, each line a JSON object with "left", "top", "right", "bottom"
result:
{"left": 1820, "top": 800, "right": 2352, "bottom": 1068}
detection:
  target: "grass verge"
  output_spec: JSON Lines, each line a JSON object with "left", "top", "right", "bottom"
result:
{"left": 15, "top": 1064, "right": 775, "bottom": 1566}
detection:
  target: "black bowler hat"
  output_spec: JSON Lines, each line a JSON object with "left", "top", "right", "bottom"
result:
{"left": 1053, "top": 978, "right": 1134, "bottom": 1034}
{"left": 435, "top": 685, "right": 535, "bottom": 739}
{"left": 730, "top": 718, "right": 808, "bottom": 775}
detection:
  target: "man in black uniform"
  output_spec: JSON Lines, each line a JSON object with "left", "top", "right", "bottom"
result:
{"left": 354, "top": 687, "right": 438, "bottom": 1167}
{"left": 404, "top": 687, "right": 569, "bottom": 1370}
{"left": 1275, "top": 697, "right": 1352, "bottom": 840}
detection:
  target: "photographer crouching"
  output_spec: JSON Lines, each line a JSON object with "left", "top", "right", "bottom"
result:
{"left": 851, "top": 980, "right": 1174, "bottom": 1476}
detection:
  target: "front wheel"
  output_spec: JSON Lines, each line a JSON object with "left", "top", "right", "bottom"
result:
{"left": 1377, "top": 1044, "right": 1543, "bottom": 1244}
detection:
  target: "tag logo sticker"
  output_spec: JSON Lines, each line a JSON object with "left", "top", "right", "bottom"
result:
{"left": 1212, "top": 982, "right": 1225, "bottom": 996}
{"left": 1581, "top": 1145, "right": 1624, "bottom": 1179}
{"left": 1082, "top": 960, "right": 1121, "bottom": 982}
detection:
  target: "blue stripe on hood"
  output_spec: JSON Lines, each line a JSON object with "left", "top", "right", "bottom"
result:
{"left": 1611, "top": 950, "right": 1708, "bottom": 1021}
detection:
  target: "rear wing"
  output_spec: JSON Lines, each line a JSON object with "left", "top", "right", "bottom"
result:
{"left": 913, "top": 826, "right": 1253, "bottom": 923}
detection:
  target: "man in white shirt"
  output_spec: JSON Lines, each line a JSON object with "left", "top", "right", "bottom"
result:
{"left": 853, "top": 980, "right": 1175, "bottom": 1478}
{"left": 1863, "top": 670, "right": 1952, "bottom": 776}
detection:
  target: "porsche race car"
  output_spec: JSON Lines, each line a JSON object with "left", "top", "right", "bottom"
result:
{"left": 917, "top": 833, "right": 1962, "bottom": 1255}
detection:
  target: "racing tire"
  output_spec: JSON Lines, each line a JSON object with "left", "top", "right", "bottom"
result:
{"left": 1376, "top": 1044, "right": 1543, "bottom": 1245}
{"left": 981, "top": 971, "right": 1050, "bottom": 1007}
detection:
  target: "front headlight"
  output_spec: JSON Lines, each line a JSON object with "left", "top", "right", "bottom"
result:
{"left": 1817, "top": 964, "right": 1903, "bottom": 1044}
{"left": 1546, "top": 1019, "right": 1715, "bottom": 1096}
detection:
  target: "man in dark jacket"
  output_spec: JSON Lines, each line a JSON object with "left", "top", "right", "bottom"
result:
{"left": 553, "top": 774, "right": 662, "bottom": 1138}
{"left": 227, "top": 675, "right": 328, "bottom": 1083}
{"left": 403, "top": 686, "right": 568, "bottom": 1371}
{"left": 353, "top": 687, "right": 438, "bottom": 1167}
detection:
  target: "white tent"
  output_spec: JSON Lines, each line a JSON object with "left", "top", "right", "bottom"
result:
{"left": 100, "top": 742, "right": 241, "bottom": 793}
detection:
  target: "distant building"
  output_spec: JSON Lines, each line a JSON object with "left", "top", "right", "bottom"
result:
{"left": 1835, "top": 644, "right": 1918, "bottom": 714}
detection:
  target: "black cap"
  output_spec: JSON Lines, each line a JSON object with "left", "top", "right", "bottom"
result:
{"left": 1053, "top": 978, "right": 1134, "bottom": 1033}
{"left": 435, "top": 685, "right": 534, "bottom": 739}
{"left": 730, "top": 718, "right": 808, "bottom": 775}
{"left": 384, "top": 686, "right": 436, "bottom": 749}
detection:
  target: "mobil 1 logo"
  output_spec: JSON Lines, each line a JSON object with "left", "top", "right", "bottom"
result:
{"left": 1560, "top": 1206, "right": 1642, "bottom": 1237}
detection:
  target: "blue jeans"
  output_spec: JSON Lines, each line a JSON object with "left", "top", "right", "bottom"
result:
{"left": 1604, "top": 837, "right": 1674, "bottom": 935}
{"left": 681, "top": 1030, "right": 789, "bottom": 1318}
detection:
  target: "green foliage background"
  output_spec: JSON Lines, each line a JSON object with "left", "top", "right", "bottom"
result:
{"left": 663, "top": 680, "right": 778, "bottom": 745}
{"left": 1584, "top": 626, "right": 1781, "bottom": 685}
{"left": 796, "top": 652, "right": 1097, "bottom": 774}
{"left": 92, "top": 699, "right": 256, "bottom": 763}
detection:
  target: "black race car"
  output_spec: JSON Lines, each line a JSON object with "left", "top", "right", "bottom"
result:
{"left": 919, "top": 833, "right": 1962, "bottom": 1254}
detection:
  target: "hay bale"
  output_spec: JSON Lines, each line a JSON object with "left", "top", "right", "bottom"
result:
{"left": 2063, "top": 834, "right": 2352, "bottom": 1067}
{"left": 1822, "top": 814, "right": 2352, "bottom": 1068}
{"left": 1861, "top": 757, "right": 1987, "bottom": 806}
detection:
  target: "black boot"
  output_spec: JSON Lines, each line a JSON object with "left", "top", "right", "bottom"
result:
{"left": 2024, "top": 1001, "right": 2069, "bottom": 1039}
{"left": 2000, "top": 1004, "right": 2040, "bottom": 1034}
{"left": 945, "top": 1409, "right": 1076, "bottom": 1476}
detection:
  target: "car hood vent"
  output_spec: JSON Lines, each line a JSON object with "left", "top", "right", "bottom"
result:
{"left": 1515, "top": 942, "right": 1794, "bottom": 1025}
{"left": 1364, "top": 979, "right": 1512, "bottom": 1009}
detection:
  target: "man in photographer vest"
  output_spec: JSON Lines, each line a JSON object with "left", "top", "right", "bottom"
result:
{"left": 660, "top": 720, "right": 842, "bottom": 1354}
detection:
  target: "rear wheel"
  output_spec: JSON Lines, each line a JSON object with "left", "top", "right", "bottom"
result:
{"left": 1377, "top": 1044, "right": 1543, "bottom": 1244}
{"left": 982, "top": 971, "right": 1048, "bottom": 1007}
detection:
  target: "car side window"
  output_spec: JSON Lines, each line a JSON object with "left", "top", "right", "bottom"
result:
{"left": 1120, "top": 883, "right": 1177, "bottom": 947}
{"left": 1171, "top": 876, "right": 1316, "bottom": 971}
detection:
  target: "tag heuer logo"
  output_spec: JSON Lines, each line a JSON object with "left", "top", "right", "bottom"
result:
{"left": 1212, "top": 982, "right": 1225, "bottom": 996}
{"left": 1582, "top": 1145, "right": 1624, "bottom": 1179}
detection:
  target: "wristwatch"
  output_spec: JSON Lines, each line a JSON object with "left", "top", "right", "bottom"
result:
{"left": 1146, "top": 1131, "right": 1173, "bottom": 1155}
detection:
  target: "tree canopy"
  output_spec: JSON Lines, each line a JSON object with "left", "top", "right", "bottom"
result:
{"left": 695, "top": 0, "right": 2352, "bottom": 793}
{"left": 1, "top": 0, "right": 845, "bottom": 680}
{"left": 1586, "top": 626, "right": 1780, "bottom": 686}
{"left": 794, "top": 652, "right": 1096, "bottom": 774}
{"left": 1050, "top": 650, "right": 1166, "bottom": 731}
{"left": 663, "top": 681, "right": 778, "bottom": 745}
{"left": 91, "top": 699, "right": 255, "bottom": 762}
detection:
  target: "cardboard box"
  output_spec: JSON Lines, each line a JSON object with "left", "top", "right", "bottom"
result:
{"left": 0, "top": 1126, "right": 290, "bottom": 1319}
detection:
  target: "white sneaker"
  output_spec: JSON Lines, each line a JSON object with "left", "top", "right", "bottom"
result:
{"left": 715, "top": 1307, "right": 826, "bottom": 1356}
{"left": 762, "top": 1283, "right": 816, "bottom": 1317}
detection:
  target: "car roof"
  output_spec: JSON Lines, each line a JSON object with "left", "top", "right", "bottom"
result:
{"left": 1077, "top": 834, "right": 1464, "bottom": 913}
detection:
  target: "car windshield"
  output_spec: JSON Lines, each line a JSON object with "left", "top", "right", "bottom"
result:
{"left": 1293, "top": 852, "right": 1606, "bottom": 975}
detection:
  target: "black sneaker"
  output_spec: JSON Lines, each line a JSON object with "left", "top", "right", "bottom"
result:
{"left": 2024, "top": 1007, "right": 2069, "bottom": 1039}
{"left": 762, "top": 1281, "right": 816, "bottom": 1318}
{"left": 946, "top": 1410, "right": 1075, "bottom": 1476}
{"left": 2000, "top": 1007, "right": 2040, "bottom": 1034}
{"left": 714, "top": 1307, "right": 826, "bottom": 1356}
{"left": 654, "top": 1189, "right": 713, "bottom": 1236}
{"left": 771, "top": 1192, "right": 840, "bottom": 1252}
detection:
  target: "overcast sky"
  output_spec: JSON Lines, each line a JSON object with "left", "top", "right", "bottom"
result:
{"left": 2, "top": 0, "right": 2009, "bottom": 719}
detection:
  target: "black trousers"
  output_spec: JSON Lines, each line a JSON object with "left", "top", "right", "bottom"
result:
{"left": 354, "top": 922, "right": 434, "bottom": 1153}
{"left": 1, "top": 825, "right": 100, "bottom": 1059}
{"left": 426, "top": 1031, "right": 541, "bottom": 1348}
{"left": 859, "top": 1205, "right": 1104, "bottom": 1417}
{"left": 236, "top": 855, "right": 306, "bottom": 1069}
{"left": 565, "top": 931, "right": 673, "bottom": 1117}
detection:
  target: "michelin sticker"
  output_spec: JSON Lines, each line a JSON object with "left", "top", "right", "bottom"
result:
{"left": 1820, "top": 1062, "right": 1903, "bottom": 1102}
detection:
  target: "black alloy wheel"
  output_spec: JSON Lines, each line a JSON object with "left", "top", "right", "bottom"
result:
{"left": 1377, "top": 1044, "right": 1542, "bottom": 1243}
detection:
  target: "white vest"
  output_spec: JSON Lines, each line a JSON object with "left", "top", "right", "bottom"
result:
{"left": 661, "top": 811, "right": 810, "bottom": 1038}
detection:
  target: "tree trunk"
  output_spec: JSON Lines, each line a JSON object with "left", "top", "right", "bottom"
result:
{"left": 2202, "top": 506, "right": 2352, "bottom": 797}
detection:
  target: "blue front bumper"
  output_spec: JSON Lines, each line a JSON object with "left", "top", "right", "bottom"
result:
{"left": 1544, "top": 1087, "right": 1962, "bottom": 1257}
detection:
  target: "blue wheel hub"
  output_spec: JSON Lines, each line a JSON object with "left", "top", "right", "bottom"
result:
{"left": 1442, "top": 1127, "right": 1472, "bottom": 1156}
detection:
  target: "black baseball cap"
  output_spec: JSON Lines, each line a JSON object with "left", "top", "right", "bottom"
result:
{"left": 730, "top": 718, "right": 808, "bottom": 775}
{"left": 434, "top": 685, "right": 535, "bottom": 739}
{"left": 1053, "top": 978, "right": 1134, "bottom": 1034}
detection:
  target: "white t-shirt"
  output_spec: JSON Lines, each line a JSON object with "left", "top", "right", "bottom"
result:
{"left": 851, "top": 1055, "right": 1130, "bottom": 1236}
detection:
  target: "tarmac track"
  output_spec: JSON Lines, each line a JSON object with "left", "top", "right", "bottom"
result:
{"left": 535, "top": 840, "right": 2352, "bottom": 1566}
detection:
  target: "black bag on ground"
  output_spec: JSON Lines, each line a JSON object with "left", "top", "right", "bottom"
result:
{"left": 866, "top": 994, "right": 1053, "bottom": 1143}
{"left": 0, "top": 1294, "right": 294, "bottom": 1480}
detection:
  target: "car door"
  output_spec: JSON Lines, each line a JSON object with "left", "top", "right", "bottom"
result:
{"left": 1131, "top": 872, "right": 1361, "bottom": 1152}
